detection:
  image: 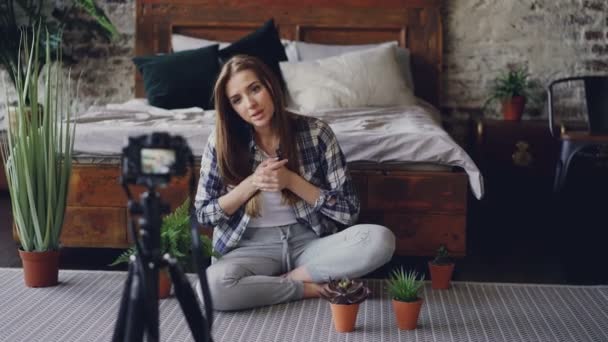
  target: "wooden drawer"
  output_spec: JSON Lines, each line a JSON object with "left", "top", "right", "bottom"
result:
{"left": 130, "top": 175, "right": 194, "bottom": 211}
{"left": 352, "top": 169, "right": 469, "bottom": 256}
{"left": 384, "top": 213, "right": 466, "bottom": 256}
{"left": 365, "top": 172, "right": 467, "bottom": 213}
{"left": 67, "top": 165, "right": 125, "bottom": 206}
{"left": 13, "top": 207, "right": 129, "bottom": 248}
{"left": 475, "top": 120, "right": 559, "bottom": 179}
{"left": 360, "top": 211, "right": 466, "bottom": 256}
{"left": 350, "top": 173, "right": 368, "bottom": 209}
{"left": 62, "top": 207, "right": 128, "bottom": 247}
{"left": 67, "top": 164, "right": 197, "bottom": 210}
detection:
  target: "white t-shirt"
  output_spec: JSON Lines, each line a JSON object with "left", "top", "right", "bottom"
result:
{"left": 247, "top": 191, "right": 298, "bottom": 228}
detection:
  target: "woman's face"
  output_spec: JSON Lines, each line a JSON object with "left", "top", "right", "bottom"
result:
{"left": 225, "top": 70, "right": 275, "bottom": 132}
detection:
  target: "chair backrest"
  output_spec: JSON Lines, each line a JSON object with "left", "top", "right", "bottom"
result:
{"left": 584, "top": 77, "right": 608, "bottom": 135}
{"left": 547, "top": 75, "right": 608, "bottom": 137}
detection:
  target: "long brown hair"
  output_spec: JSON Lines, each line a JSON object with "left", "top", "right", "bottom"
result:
{"left": 213, "top": 55, "right": 300, "bottom": 216}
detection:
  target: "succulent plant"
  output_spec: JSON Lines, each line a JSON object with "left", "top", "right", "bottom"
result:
{"left": 431, "top": 245, "right": 453, "bottom": 265}
{"left": 320, "top": 278, "right": 371, "bottom": 305}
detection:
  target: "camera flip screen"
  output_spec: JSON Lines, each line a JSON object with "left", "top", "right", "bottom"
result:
{"left": 141, "top": 148, "right": 176, "bottom": 175}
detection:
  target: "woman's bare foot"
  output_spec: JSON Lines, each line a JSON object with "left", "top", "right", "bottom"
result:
{"left": 302, "top": 282, "right": 326, "bottom": 299}
{"left": 283, "top": 266, "right": 313, "bottom": 282}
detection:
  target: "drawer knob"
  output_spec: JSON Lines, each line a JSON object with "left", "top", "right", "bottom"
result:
{"left": 512, "top": 140, "right": 533, "bottom": 167}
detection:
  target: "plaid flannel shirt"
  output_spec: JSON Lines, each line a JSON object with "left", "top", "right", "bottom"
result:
{"left": 195, "top": 115, "right": 360, "bottom": 255}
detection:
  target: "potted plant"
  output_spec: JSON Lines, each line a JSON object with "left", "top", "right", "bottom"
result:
{"left": 111, "top": 198, "right": 219, "bottom": 299}
{"left": 386, "top": 267, "right": 424, "bottom": 330}
{"left": 320, "top": 277, "right": 371, "bottom": 332}
{"left": 485, "top": 66, "right": 531, "bottom": 121}
{"left": 0, "top": 27, "right": 77, "bottom": 287}
{"left": 428, "top": 244, "right": 455, "bottom": 289}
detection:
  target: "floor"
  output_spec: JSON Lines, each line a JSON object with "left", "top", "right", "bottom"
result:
{"left": 5, "top": 189, "right": 603, "bottom": 285}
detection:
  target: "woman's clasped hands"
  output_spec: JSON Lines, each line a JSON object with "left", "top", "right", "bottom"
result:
{"left": 251, "top": 157, "right": 292, "bottom": 192}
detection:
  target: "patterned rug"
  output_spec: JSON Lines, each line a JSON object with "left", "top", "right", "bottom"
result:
{"left": 1, "top": 268, "right": 607, "bottom": 342}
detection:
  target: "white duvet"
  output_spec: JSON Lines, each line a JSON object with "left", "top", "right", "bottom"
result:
{"left": 0, "top": 99, "right": 483, "bottom": 198}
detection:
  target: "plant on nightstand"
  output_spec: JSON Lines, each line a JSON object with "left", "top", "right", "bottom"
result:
{"left": 428, "top": 244, "right": 455, "bottom": 289}
{"left": 485, "top": 66, "right": 532, "bottom": 121}
{"left": 1, "top": 27, "right": 76, "bottom": 287}
{"left": 386, "top": 268, "right": 424, "bottom": 330}
{"left": 111, "top": 198, "right": 219, "bottom": 298}
{"left": 320, "top": 277, "right": 371, "bottom": 332}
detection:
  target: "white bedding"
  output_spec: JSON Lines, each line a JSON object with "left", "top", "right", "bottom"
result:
{"left": 0, "top": 99, "right": 483, "bottom": 198}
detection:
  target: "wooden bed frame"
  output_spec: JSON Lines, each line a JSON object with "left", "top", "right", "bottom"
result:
{"left": 47, "top": 0, "right": 468, "bottom": 256}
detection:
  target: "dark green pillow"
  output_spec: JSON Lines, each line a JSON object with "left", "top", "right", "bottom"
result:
{"left": 218, "top": 19, "right": 287, "bottom": 89}
{"left": 133, "top": 45, "right": 220, "bottom": 110}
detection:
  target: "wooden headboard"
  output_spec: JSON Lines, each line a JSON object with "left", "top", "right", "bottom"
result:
{"left": 135, "top": 0, "right": 443, "bottom": 107}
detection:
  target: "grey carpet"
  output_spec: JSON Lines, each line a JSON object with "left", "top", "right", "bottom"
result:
{"left": 0, "top": 268, "right": 607, "bottom": 342}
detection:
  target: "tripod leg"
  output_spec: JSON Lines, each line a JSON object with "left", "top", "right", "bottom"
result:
{"left": 167, "top": 257, "right": 213, "bottom": 342}
{"left": 113, "top": 258, "right": 146, "bottom": 342}
{"left": 142, "top": 262, "right": 160, "bottom": 342}
{"left": 112, "top": 260, "right": 134, "bottom": 342}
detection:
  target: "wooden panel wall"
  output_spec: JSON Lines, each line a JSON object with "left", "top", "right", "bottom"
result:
{"left": 135, "top": 0, "right": 443, "bottom": 106}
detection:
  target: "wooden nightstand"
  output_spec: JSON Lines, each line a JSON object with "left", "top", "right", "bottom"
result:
{"left": 468, "top": 119, "right": 561, "bottom": 256}
{"left": 474, "top": 120, "right": 560, "bottom": 190}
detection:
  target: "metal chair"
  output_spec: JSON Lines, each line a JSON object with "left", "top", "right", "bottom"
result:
{"left": 547, "top": 76, "right": 608, "bottom": 192}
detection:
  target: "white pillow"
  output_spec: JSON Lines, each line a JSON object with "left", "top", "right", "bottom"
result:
{"left": 294, "top": 41, "right": 415, "bottom": 91}
{"left": 280, "top": 44, "right": 416, "bottom": 112}
{"left": 171, "top": 34, "right": 299, "bottom": 62}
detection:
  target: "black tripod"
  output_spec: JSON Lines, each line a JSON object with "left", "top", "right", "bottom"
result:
{"left": 112, "top": 180, "right": 214, "bottom": 342}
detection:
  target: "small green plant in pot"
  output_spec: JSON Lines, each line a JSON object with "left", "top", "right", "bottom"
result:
{"left": 320, "top": 278, "right": 371, "bottom": 332}
{"left": 485, "top": 66, "right": 531, "bottom": 121}
{"left": 1, "top": 27, "right": 77, "bottom": 287}
{"left": 386, "top": 268, "right": 424, "bottom": 330}
{"left": 428, "top": 244, "right": 455, "bottom": 290}
{"left": 111, "top": 198, "right": 219, "bottom": 298}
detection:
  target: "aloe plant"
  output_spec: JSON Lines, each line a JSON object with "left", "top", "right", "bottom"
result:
{"left": 0, "top": 26, "right": 76, "bottom": 252}
{"left": 386, "top": 268, "right": 424, "bottom": 302}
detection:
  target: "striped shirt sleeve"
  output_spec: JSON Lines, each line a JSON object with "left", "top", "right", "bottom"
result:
{"left": 194, "top": 132, "right": 230, "bottom": 227}
{"left": 314, "top": 121, "right": 360, "bottom": 225}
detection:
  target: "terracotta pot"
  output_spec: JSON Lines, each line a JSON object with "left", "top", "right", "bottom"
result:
{"left": 502, "top": 96, "right": 526, "bottom": 121}
{"left": 428, "top": 261, "right": 455, "bottom": 289}
{"left": 158, "top": 269, "right": 172, "bottom": 299}
{"left": 329, "top": 303, "right": 360, "bottom": 332}
{"left": 392, "top": 298, "right": 423, "bottom": 330}
{"left": 19, "top": 249, "right": 60, "bottom": 287}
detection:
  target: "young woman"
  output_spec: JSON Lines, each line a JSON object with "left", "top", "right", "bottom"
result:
{"left": 195, "top": 55, "right": 395, "bottom": 311}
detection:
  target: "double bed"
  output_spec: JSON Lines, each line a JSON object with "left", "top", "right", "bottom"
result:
{"left": 5, "top": 0, "right": 483, "bottom": 257}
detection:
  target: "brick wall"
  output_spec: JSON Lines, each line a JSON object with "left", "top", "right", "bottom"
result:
{"left": 0, "top": 0, "right": 606, "bottom": 120}
{"left": 0, "top": 0, "right": 136, "bottom": 114}
{"left": 443, "top": 0, "right": 607, "bottom": 120}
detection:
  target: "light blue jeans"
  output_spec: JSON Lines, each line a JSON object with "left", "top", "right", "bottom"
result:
{"left": 201, "top": 222, "right": 395, "bottom": 311}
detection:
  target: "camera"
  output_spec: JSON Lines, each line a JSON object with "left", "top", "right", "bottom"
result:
{"left": 121, "top": 132, "right": 192, "bottom": 186}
